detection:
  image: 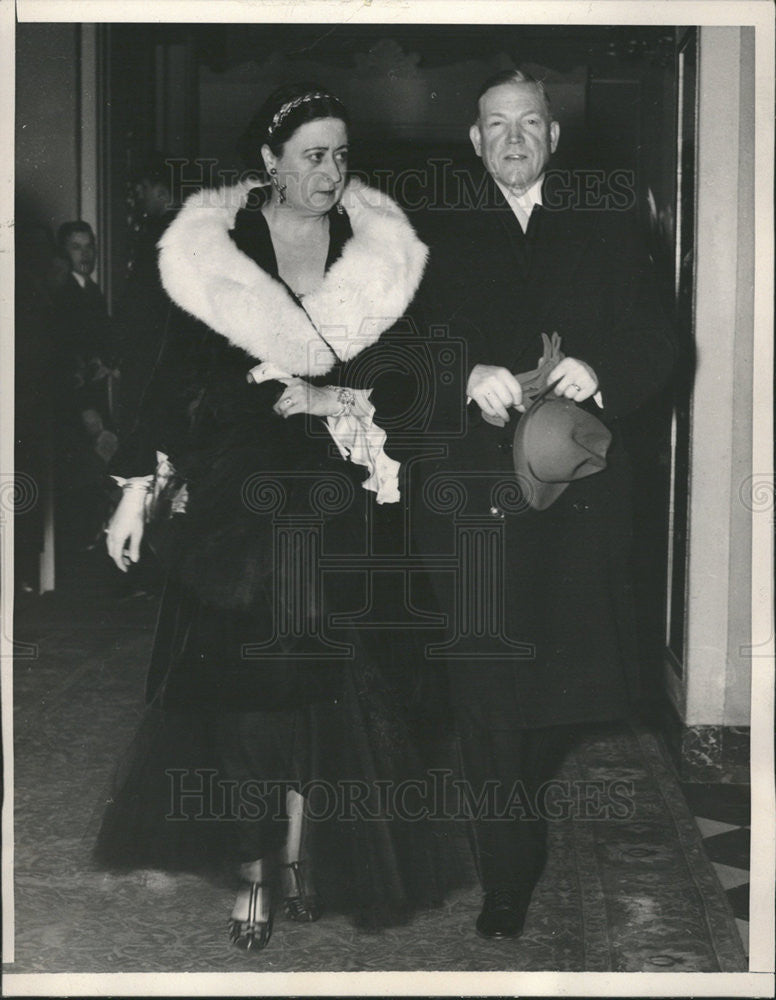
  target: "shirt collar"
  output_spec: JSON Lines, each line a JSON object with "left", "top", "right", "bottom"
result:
{"left": 494, "top": 175, "right": 544, "bottom": 228}
{"left": 71, "top": 271, "right": 88, "bottom": 288}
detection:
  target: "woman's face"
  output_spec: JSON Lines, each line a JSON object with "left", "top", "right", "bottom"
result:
{"left": 263, "top": 117, "right": 348, "bottom": 216}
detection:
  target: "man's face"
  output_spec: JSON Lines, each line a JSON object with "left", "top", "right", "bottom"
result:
{"left": 135, "top": 179, "right": 170, "bottom": 218}
{"left": 470, "top": 81, "right": 559, "bottom": 194}
{"left": 64, "top": 231, "right": 96, "bottom": 276}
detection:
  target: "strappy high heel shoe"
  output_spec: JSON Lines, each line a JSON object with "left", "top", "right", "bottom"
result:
{"left": 280, "top": 860, "right": 324, "bottom": 923}
{"left": 228, "top": 881, "right": 274, "bottom": 951}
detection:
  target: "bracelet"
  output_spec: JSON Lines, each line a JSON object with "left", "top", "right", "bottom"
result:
{"left": 330, "top": 386, "right": 357, "bottom": 418}
{"left": 112, "top": 475, "right": 153, "bottom": 493}
{"left": 124, "top": 479, "right": 153, "bottom": 494}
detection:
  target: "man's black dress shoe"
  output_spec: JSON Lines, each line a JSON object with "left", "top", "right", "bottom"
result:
{"left": 475, "top": 887, "right": 530, "bottom": 939}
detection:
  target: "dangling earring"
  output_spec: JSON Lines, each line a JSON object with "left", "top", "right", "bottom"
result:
{"left": 336, "top": 201, "right": 345, "bottom": 215}
{"left": 269, "top": 167, "right": 287, "bottom": 204}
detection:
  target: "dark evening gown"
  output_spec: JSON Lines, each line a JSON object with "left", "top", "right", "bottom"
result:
{"left": 93, "top": 193, "right": 455, "bottom": 928}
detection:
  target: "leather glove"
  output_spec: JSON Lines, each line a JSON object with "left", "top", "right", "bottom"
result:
{"left": 514, "top": 332, "right": 565, "bottom": 405}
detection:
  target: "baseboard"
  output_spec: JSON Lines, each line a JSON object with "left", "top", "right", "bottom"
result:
{"left": 654, "top": 700, "right": 750, "bottom": 783}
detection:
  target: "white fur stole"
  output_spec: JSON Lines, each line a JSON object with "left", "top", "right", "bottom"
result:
{"left": 157, "top": 178, "right": 427, "bottom": 376}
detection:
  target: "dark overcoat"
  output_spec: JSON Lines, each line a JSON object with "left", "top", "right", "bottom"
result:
{"left": 414, "top": 172, "right": 675, "bottom": 729}
{"left": 53, "top": 272, "right": 115, "bottom": 420}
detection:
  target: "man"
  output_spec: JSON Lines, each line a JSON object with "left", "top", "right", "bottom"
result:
{"left": 56, "top": 221, "right": 116, "bottom": 399}
{"left": 113, "top": 155, "right": 181, "bottom": 458}
{"left": 55, "top": 221, "right": 118, "bottom": 457}
{"left": 417, "top": 70, "right": 674, "bottom": 939}
{"left": 52, "top": 221, "right": 119, "bottom": 546}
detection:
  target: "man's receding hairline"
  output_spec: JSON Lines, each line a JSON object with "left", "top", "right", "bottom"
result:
{"left": 475, "top": 77, "right": 553, "bottom": 125}
{"left": 477, "top": 80, "right": 554, "bottom": 120}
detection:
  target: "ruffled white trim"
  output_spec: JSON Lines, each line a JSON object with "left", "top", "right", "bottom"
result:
{"left": 247, "top": 364, "right": 400, "bottom": 501}
{"left": 326, "top": 391, "right": 400, "bottom": 504}
{"left": 112, "top": 453, "right": 189, "bottom": 517}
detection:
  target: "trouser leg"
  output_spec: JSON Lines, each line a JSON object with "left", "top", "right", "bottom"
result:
{"left": 455, "top": 715, "right": 573, "bottom": 892}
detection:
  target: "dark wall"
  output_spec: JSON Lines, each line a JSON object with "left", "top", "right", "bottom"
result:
{"left": 107, "top": 23, "right": 677, "bottom": 212}
{"left": 16, "top": 23, "right": 80, "bottom": 234}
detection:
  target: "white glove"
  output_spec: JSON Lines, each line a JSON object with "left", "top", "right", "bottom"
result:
{"left": 246, "top": 361, "right": 293, "bottom": 386}
{"left": 106, "top": 477, "right": 151, "bottom": 572}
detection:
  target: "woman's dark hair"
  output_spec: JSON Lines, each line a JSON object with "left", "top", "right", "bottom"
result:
{"left": 238, "top": 81, "right": 349, "bottom": 172}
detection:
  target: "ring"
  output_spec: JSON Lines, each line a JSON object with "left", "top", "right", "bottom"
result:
{"left": 282, "top": 398, "right": 292, "bottom": 407}
{"left": 570, "top": 383, "right": 581, "bottom": 392}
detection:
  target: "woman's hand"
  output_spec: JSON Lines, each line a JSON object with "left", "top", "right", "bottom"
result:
{"left": 548, "top": 357, "right": 599, "bottom": 402}
{"left": 106, "top": 488, "right": 146, "bottom": 572}
{"left": 467, "top": 364, "right": 524, "bottom": 426}
{"left": 273, "top": 379, "right": 341, "bottom": 418}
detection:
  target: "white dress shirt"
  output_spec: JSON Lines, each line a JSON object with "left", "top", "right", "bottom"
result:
{"left": 494, "top": 176, "right": 544, "bottom": 233}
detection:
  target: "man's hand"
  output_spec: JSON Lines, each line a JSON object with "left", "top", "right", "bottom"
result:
{"left": 467, "top": 365, "right": 524, "bottom": 426}
{"left": 548, "top": 357, "right": 599, "bottom": 402}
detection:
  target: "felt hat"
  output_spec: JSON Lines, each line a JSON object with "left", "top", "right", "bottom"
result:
{"left": 512, "top": 392, "right": 612, "bottom": 511}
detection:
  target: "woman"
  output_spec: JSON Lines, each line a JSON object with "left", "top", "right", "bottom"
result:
{"left": 96, "top": 83, "right": 451, "bottom": 950}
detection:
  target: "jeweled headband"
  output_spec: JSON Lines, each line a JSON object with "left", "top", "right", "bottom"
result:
{"left": 266, "top": 91, "right": 343, "bottom": 138}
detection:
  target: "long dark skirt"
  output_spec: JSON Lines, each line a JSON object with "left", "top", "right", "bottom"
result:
{"left": 93, "top": 518, "right": 456, "bottom": 928}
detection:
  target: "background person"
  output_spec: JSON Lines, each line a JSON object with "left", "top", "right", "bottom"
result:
{"left": 112, "top": 154, "right": 182, "bottom": 460}
{"left": 53, "top": 221, "right": 119, "bottom": 547}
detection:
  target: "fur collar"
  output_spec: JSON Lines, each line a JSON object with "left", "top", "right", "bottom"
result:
{"left": 158, "top": 178, "right": 428, "bottom": 376}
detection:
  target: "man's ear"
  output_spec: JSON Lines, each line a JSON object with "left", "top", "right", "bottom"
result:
{"left": 550, "top": 121, "right": 560, "bottom": 154}
{"left": 469, "top": 123, "right": 483, "bottom": 158}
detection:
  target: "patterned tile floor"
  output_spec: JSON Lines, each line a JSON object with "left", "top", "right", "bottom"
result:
{"left": 681, "top": 782, "right": 751, "bottom": 955}
{"left": 10, "top": 548, "right": 750, "bottom": 971}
